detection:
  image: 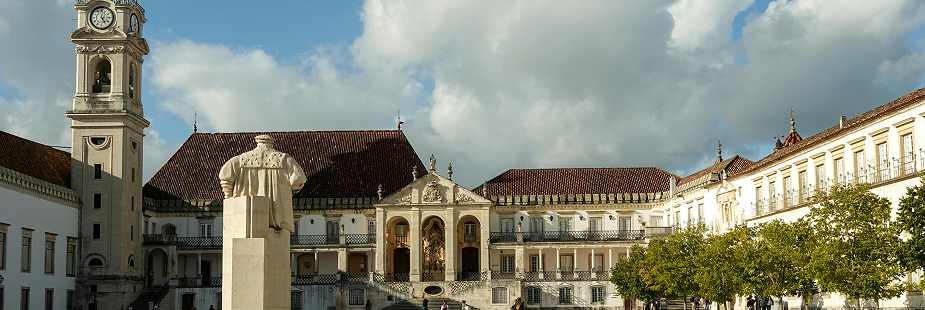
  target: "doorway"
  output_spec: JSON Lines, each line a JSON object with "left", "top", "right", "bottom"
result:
{"left": 393, "top": 248, "right": 410, "bottom": 274}
{"left": 181, "top": 293, "right": 194, "bottom": 310}
{"left": 461, "top": 247, "right": 479, "bottom": 273}
{"left": 201, "top": 261, "right": 212, "bottom": 286}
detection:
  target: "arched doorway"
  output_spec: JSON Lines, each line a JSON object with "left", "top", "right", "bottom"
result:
{"left": 386, "top": 216, "right": 411, "bottom": 281}
{"left": 460, "top": 247, "right": 479, "bottom": 280}
{"left": 421, "top": 216, "right": 445, "bottom": 281}
{"left": 393, "top": 248, "right": 410, "bottom": 275}
{"left": 347, "top": 253, "right": 367, "bottom": 278}
{"left": 146, "top": 248, "right": 169, "bottom": 287}
{"left": 181, "top": 293, "right": 195, "bottom": 310}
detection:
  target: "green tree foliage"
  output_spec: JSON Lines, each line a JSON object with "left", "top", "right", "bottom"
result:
{"left": 693, "top": 225, "right": 751, "bottom": 309}
{"left": 746, "top": 220, "right": 818, "bottom": 310}
{"left": 647, "top": 227, "right": 705, "bottom": 310}
{"left": 898, "top": 176, "right": 925, "bottom": 281}
{"left": 808, "top": 182, "right": 905, "bottom": 308}
{"left": 611, "top": 245, "right": 661, "bottom": 305}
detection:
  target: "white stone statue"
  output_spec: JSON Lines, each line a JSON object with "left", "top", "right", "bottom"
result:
{"left": 219, "top": 135, "right": 307, "bottom": 233}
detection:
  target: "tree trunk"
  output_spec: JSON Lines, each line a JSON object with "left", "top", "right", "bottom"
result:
{"left": 856, "top": 298, "right": 861, "bottom": 310}
{"left": 780, "top": 296, "right": 784, "bottom": 310}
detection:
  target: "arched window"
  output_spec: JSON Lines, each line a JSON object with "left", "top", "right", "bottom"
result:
{"left": 88, "top": 258, "right": 103, "bottom": 266}
{"left": 128, "top": 64, "right": 135, "bottom": 99}
{"left": 92, "top": 59, "right": 111, "bottom": 93}
{"left": 163, "top": 224, "right": 177, "bottom": 235}
{"left": 128, "top": 255, "right": 135, "bottom": 268}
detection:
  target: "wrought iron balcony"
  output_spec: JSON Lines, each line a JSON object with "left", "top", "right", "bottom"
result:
{"left": 174, "top": 276, "right": 220, "bottom": 287}
{"left": 177, "top": 237, "right": 222, "bottom": 249}
{"left": 463, "top": 233, "right": 478, "bottom": 243}
{"left": 142, "top": 234, "right": 177, "bottom": 245}
{"left": 344, "top": 233, "right": 375, "bottom": 245}
{"left": 289, "top": 233, "right": 376, "bottom": 247}
{"left": 521, "top": 230, "right": 644, "bottom": 242}
{"left": 489, "top": 232, "right": 518, "bottom": 243}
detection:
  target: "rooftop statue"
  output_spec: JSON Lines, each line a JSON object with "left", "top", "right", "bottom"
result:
{"left": 219, "top": 135, "right": 307, "bottom": 233}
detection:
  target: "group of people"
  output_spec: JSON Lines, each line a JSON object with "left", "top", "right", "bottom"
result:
{"left": 650, "top": 297, "right": 712, "bottom": 310}
{"left": 421, "top": 298, "right": 470, "bottom": 310}
{"left": 747, "top": 296, "right": 776, "bottom": 310}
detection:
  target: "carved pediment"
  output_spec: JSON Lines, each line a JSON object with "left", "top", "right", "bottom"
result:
{"left": 378, "top": 172, "right": 491, "bottom": 206}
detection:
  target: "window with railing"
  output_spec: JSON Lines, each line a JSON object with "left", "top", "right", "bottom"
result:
{"left": 464, "top": 221, "right": 477, "bottom": 242}
{"left": 348, "top": 289, "right": 364, "bottom": 306}
{"left": 591, "top": 286, "right": 605, "bottom": 303}
{"left": 291, "top": 290, "right": 302, "bottom": 309}
{"left": 501, "top": 255, "right": 514, "bottom": 273}
{"left": 395, "top": 223, "right": 408, "bottom": 244}
{"left": 492, "top": 287, "right": 509, "bottom": 304}
{"left": 835, "top": 158, "right": 845, "bottom": 184}
{"left": 526, "top": 286, "right": 541, "bottom": 304}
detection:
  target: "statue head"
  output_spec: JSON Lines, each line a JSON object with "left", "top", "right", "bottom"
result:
{"left": 255, "top": 135, "right": 275, "bottom": 148}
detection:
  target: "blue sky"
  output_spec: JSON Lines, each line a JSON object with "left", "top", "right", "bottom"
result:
{"left": 1, "top": 0, "right": 925, "bottom": 187}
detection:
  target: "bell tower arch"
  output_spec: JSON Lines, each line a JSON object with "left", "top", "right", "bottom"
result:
{"left": 68, "top": 1, "right": 149, "bottom": 309}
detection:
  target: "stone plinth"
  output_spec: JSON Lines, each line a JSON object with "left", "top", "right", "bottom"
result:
{"left": 223, "top": 196, "right": 291, "bottom": 310}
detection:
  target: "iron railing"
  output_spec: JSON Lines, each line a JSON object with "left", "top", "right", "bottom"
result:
{"left": 175, "top": 277, "right": 200, "bottom": 287}
{"left": 395, "top": 235, "right": 408, "bottom": 244}
{"left": 644, "top": 226, "right": 674, "bottom": 237}
{"left": 463, "top": 233, "right": 478, "bottom": 243}
{"left": 521, "top": 230, "right": 644, "bottom": 242}
{"left": 489, "top": 232, "right": 518, "bottom": 242}
{"left": 491, "top": 270, "right": 517, "bottom": 280}
{"left": 292, "top": 274, "right": 339, "bottom": 285}
{"left": 142, "top": 234, "right": 177, "bottom": 245}
{"left": 456, "top": 272, "right": 484, "bottom": 281}
{"left": 421, "top": 273, "right": 445, "bottom": 282}
{"left": 177, "top": 237, "right": 221, "bottom": 249}
{"left": 543, "top": 271, "right": 557, "bottom": 280}
{"left": 523, "top": 272, "right": 540, "bottom": 282}
{"left": 344, "top": 233, "right": 375, "bottom": 245}
{"left": 380, "top": 273, "right": 409, "bottom": 282}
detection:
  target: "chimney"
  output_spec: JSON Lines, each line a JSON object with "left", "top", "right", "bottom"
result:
{"left": 669, "top": 177, "right": 676, "bottom": 197}
{"left": 839, "top": 115, "right": 847, "bottom": 128}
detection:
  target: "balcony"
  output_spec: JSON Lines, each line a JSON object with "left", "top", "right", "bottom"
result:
{"left": 177, "top": 237, "right": 222, "bottom": 249}
{"left": 489, "top": 230, "right": 646, "bottom": 243}
{"left": 290, "top": 233, "right": 376, "bottom": 247}
{"left": 463, "top": 233, "right": 478, "bottom": 243}
{"left": 175, "top": 276, "right": 221, "bottom": 287}
{"left": 142, "top": 234, "right": 177, "bottom": 245}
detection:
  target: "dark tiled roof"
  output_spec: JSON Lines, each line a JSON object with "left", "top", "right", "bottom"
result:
{"left": 736, "top": 86, "right": 925, "bottom": 177}
{"left": 676, "top": 155, "right": 754, "bottom": 194}
{"left": 0, "top": 130, "right": 71, "bottom": 188}
{"left": 473, "top": 168, "right": 678, "bottom": 197}
{"left": 143, "top": 130, "right": 426, "bottom": 202}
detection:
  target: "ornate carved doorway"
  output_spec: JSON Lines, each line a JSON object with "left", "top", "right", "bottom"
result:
{"left": 421, "top": 217, "right": 445, "bottom": 281}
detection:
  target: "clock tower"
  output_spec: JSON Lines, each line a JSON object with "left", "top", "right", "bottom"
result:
{"left": 68, "top": 0, "right": 149, "bottom": 309}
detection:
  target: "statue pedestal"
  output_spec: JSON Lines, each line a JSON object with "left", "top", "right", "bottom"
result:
{"left": 222, "top": 196, "right": 291, "bottom": 310}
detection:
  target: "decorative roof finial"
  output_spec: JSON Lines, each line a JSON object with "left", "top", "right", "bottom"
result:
{"left": 193, "top": 112, "right": 198, "bottom": 133}
{"left": 377, "top": 184, "right": 383, "bottom": 201}
{"left": 429, "top": 154, "right": 436, "bottom": 172}
{"left": 412, "top": 166, "right": 418, "bottom": 180}
{"left": 717, "top": 140, "right": 723, "bottom": 162}
{"left": 397, "top": 109, "right": 404, "bottom": 130}
{"left": 790, "top": 109, "right": 796, "bottom": 133}
{"left": 447, "top": 163, "right": 453, "bottom": 181}
{"left": 483, "top": 181, "right": 488, "bottom": 197}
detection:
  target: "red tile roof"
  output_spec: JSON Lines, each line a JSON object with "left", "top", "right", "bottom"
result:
{"left": 472, "top": 167, "right": 678, "bottom": 197}
{"left": 676, "top": 155, "right": 754, "bottom": 194}
{"left": 734, "top": 86, "right": 925, "bottom": 178}
{"left": 143, "top": 131, "right": 426, "bottom": 202}
{"left": 0, "top": 130, "right": 71, "bottom": 188}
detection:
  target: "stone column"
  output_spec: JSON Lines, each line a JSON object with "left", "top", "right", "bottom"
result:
{"left": 375, "top": 210, "right": 386, "bottom": 275}
{"left": 480, "top": 208, "right": 490, "bottom": 273}
{"left": 555, "top": 248, "right": 561, "bottom": 280}
{"left": 313, "top": 251, "right": 318, "bottom": 275}
{"left": 515, "top": 246, "right": 524, "bottom": 275}
{"left": 338, "top": 248, "right": 348, "bottom": 280}
{"left": 444, "top": 207, "right": 456, "bottom": 281}
{"left": 410, "top": 208, "right": 422, "bottom": 281}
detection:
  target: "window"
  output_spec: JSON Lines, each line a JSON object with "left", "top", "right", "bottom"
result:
{"left": 395, "top": 223, "right": 408, "bottom": 236}
{"left": 591, "top": 254, "right": 604, "bottom": 272}
{"left": 131, "top": 196, "right": 134, "bottom": 211}
{"left": 87, "top": 258, "right": 103, "bottom": 267}
{"left": 783, "top": 176, "right": 792, "bottom": 207}
{"left": 130, "top": 226, "right": 134, "bottom": 241}
{"left": 44, "top": 289, "right": 52, "bottom": 310}
{"left": 66, "top": 290, "right": 74, "bottom": 310}
{"left": 131, "top": 167, "right": 135, "bottom": 183}
{"left": 464, "top": 222, "right": 476, "bottom": 235}
{"left": 348, "top": 289, "right": 364, "bottom": 306}
{"left": 200, "top": 224, "right": 213, "bottom": 237}
{"left": 526, "top": 286, "right": 541, "bottom": 304}
{"left": 21, "top": 232, "right": 31, "bottom": 273}
{"left": 560, "top": 255, "right": 574, "bottom": 272}
{"left": 798, "top": 170, "right": 808, "bottom": 200}
{"left": 492, "top": 287, "right": 508, "bottom": 304}
{"left": 558, "top": 287, "right": 572, "bottom": 304}
{"left": 128, "top": 255, "right": 135, "bottom": 268}
{"left": 367, "top": 220, "right": 375, "bottom": 236}
{"left": 500, "top": 218, "right": 515, "bottom": 233}
{"left": 21, "top": 287, "right": 29, "bottom": 310}
{"left": 92, "top": 224, "right": 101, "bottom": 240}
{"left": 558, "top": 217, "right": 572, "bottom": 232}
{"left": 589, "top": 217, "right": 602, "bottom": 232}
{"left": 768, "top": 181, "right": 777, "bottom": 210}
{"left": 855, "top": 150, "right": 866, "bottom": 179}
{"left": 66, "top": 238, "right": 76, "bottom": 276}
{"left": 530, "top": 217, "right": 544, "bottom": 236}
{"left": 128, "top": 65, "right": 135, "bottom": 99}
{"left": 903, "top": 134, "right": 914, "bottom": 175}
{"left": 93, "top": 164, "right": 102, "bottom": 179}
{"left": 530, "top": 255, "right": 542, "bottom": 272}
{"left": 650, "top": 216, "right": 663, "bottom": 227}
{"left": 619, "top": 217, "right": 631, "bottom": 231}
{"left": 878, "top": 143, "right": 889, "bottom": 178}
{"left": 164, "top": 224, "right": 177, "bottom": 235}
{"left": 500, "top": 255, "right": 514, "bottom": 273}
{"left": 697, "top": 204, "right": 704, "bottom": 224}
{"left": 816, "top": 165, "right": 825, "bottom": 189}
{"left": 835, "top": 158, "right": 845, "bottom": 183}
{"left": 93, "top": 193, "right": 101, "bottom": 209}
{"left": 0, "top": 229, "right": 6, "bottom": 270}
{"left": 687, "top": 207, "right": 693, "bottom": 227}
{"left": 43, "top": 238, "right": 54, "bottom": 274}
{"left": 290, "top": 290, "right": 302, "bottom": 310}
{"left": 591, "top": 286, "right": 605, "bottom": 303}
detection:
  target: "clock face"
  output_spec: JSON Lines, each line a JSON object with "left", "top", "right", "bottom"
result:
{"left": 130, "top": 14, "right": 139, "bottom": 32}
{"left": 89, "top": 7, "right": 114, "bottom": 30}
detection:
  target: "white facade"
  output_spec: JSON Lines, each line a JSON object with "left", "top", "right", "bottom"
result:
{"left": 0, "top": 167, "right": 80, "bottom": 310}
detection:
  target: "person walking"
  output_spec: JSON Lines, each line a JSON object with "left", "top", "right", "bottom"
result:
{"left": 758, "top": 296, "right": 767, "bottom": 310}
{"left": 441, "top": 300, "right": 449, "bottom": 310}
{"left": 693, "top": 296, "right": 700, "bottom": 310}
{"left": 365, "top": 300, "right": 372, "bottom": 310}
{"left": 747, "top": 296, "right": 755, "bottom": 310}
{"left": 705, "top": 299, "right": 712, "bottom": 310}
{"left": 765, "top": 297, "right": 773, "bottom": 310}
{"left": 461, "top": 300, "right": 470, "bottom": 310}
{"left": 422, "top": 298, "right": 429, "bottom": 310}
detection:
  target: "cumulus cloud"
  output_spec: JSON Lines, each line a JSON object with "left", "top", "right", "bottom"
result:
{"left": 3, "top": 0, "right": 925, "bottom": 188}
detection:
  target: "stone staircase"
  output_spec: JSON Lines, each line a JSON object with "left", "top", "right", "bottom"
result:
{"left": 129, "top": 284, "right": 170, "bottom": 310}
{"left": 381, "top": 298, "right": 480, "bottom": 310}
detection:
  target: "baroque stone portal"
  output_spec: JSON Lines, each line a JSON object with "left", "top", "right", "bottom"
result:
{"left": 219, "top": 135, "right": 307, "bottom": 233}
{"left": 422, "top": 217, "right": 446, "bottom": 279}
